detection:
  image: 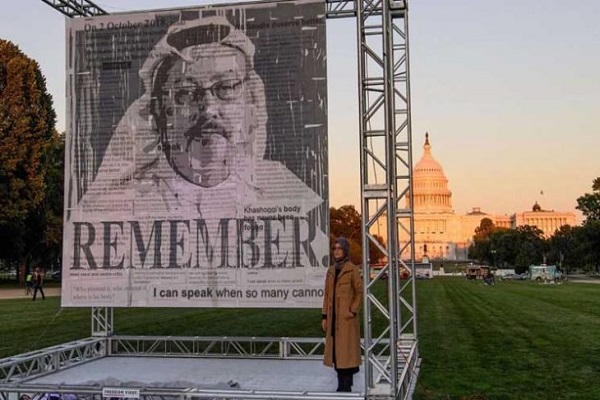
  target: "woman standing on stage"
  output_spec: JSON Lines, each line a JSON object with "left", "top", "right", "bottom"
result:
{"left": 321, "top": 237, "right": 363, "bottom": 392}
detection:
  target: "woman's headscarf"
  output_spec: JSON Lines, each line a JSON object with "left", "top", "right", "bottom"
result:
{"left": 333, "top": 237, "right": 350, "bottom": 268}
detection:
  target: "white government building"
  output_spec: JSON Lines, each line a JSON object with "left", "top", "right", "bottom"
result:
{"left": 386, "top": 133, "right": 576, "bottom": 261}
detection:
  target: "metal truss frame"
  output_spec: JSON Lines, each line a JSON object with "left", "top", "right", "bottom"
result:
{"left": 29, "top": 0, "right": 418, "bottom": 398}
{"left": 91, "top": 307, "right": 113, "bottom": 337}
{"left": 1, "top": 387, "right": 365, "bottom": 400}
{"left": 1, "top": 386, "right": 365, "bottom": 400}
{"left": 39, "top": 0, "right": 107, "bottom": 17}
{"left": 0, "top": 336, "right": 389, "bottom": 400}
{"left": 327, "top": 0, "right": 419, "bottom": 398}
{"left": 108, "top": 335, "right": 327, "bottom": 359}
{"left": 0, "top": 338, "right": 106, "bottom": 384}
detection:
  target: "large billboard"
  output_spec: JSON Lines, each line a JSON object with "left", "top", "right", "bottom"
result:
{"left": 63, "top": 0, "right": 328, "bottom": 307}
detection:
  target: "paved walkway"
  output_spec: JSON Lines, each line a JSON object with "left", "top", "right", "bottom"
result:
{"left": 570, "top": 278, "right": 600, "bottom": 284}
{"left": 0, "top": 287, "right": 61, "bottom": 299}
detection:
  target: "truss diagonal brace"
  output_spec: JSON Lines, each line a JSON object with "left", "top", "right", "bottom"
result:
{"left": 40, "top": 0, "right": 108, "bottom": 17}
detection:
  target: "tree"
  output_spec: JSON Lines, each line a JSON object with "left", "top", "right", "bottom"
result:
{"left": 330, "top": 205, "right": 362, "bottom": 243}
{"left": 490, "top": 228, "right": 518, "bottom": 268}
{"left": 0, "top": 39, "right": 57, "bottom": 276}
{"left": 571, "top": 177, "right": 600, "bottom": 272}
{"left": 468, "top": 218, "right": 498, "bottom": 264}
{"left": 468, "top": 238, "right": 490, "bottom": 264}
{"left": 474, "top": 217, "right": 495, "bottom": 241}
{"left": 474, "top": 225, "right": 545, "bottom": 273}
{"left": 512, "top": 225, "right": 545, "bottom": 272}
{"left": 549, "top": 225, "right": 581, "bottom": 275}
{"left": 576, "top": 177, "right": 600, "bottom": 223}
{"left": 577, "top": 221, "right": 600, "bottom": 274}
{"left": 330, "top": 205, "right": 362, "bottom": 264}
{"left": 329, "top": 205, "right": 385, "bottom": 265}
{"left": 24, "top": 133, "right": 64, "bottom": 269}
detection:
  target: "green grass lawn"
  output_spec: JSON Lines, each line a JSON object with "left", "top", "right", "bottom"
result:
{"left": 1, "top": 278, "right": 598, "bottom": 399}
{"left": 415, "top": 278, "right": 600, "bottom": 400}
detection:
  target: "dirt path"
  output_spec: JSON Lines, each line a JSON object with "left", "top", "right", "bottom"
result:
{"left": 0, "top": 287, "right": 61, "bottom": 299}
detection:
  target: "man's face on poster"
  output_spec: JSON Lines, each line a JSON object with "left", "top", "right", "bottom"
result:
{"left": 160, "top": 43, "right": 250, "bottom": 187}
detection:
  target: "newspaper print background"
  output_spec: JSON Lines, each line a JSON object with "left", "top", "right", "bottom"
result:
{"left": 63, "top": 0, "right": 328, "bottom": 308}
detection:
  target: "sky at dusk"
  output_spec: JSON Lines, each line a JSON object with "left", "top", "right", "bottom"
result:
{"left": 1, "top": 0, "right": 598, "bottom": 222}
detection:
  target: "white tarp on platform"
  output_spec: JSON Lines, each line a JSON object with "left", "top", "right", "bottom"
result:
{"left": 27, "top": 357, "right": 365, "bottom": 393}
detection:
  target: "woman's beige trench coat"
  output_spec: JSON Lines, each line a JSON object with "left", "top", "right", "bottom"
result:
{"left": 322, "top": 261, "right": 363, "bottom": 368}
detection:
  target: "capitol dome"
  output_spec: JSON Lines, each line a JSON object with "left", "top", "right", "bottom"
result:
{"left": 407, "top": 133, "right": 453, "bottom": 213}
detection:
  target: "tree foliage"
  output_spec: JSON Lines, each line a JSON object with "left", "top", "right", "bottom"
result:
{"left": 469, "top": 222, "right": 545, "bottom": 274}
{"left": 0, "top": 39, "right": 58, "bottom": 275}
{"left": 24, "top": 133, "right": 64, "bottom": 268}
{"left": 571, "top": 177, "right": 600, "bottom": 273}
{"left": 576, "top": 220, "right": 600, "bottom": 273}
{"left": 0, "top": 39, "right": 56, "bottom": 223}
{"left": 576, "top": 177, "right": 600, "bottom": 223}
{"left": 548, "top": 225, "right": 582, "bottom": 274}
{"left": 546, "top": 222, "right": 600, "bottom": 274}
{"left": 329, "top": 205, "right": 385, "bottom": 265}
{"left": 330, "top": 205, "right": 362, "bottom": 244}
{"left": 474, "top": 217, "right": 495, "bottom": 241}
{"left": 468, "top": 218, "right": 500, "bottom": 264}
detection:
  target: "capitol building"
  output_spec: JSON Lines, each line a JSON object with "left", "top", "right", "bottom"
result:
{"left": 401, "top": 133, "right": 576, "bottom": 261}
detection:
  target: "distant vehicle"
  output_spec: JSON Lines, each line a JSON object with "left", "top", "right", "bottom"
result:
{"left": 415, "top": 263, "right": 433, "bottom": 279}
{"left": 502, "top": 272, "right": 528, "bottom": 281}
{"left": 528, "top": 265, "right": 561, "bottom": 283}
{"left": 465, "top": 266, "right": 480, "bottom": 280}
{"left": 51, "top": 270, "right": 61, "bottom": 280}
{"left": 514, "top": 273, "right": 529, "bottom": 280}
{"left": 369, "top": 263, "right": 410, "bottom": 280}
{"left": 466, "top": 265, "right": 491, "bottom": 280}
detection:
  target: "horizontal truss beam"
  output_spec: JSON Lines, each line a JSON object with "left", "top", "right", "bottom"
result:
{"left": 0, "top": 337, "right": 106, "bottom": 383}
{"left": 39, "top": 0, "right": 107, "bottom": 17}
{"left": 39, "top": 0, "right": 388, "bottom": 19}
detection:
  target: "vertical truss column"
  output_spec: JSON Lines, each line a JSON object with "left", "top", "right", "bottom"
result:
{"left": 390, "top": 3, "right": 420, "bottom": 398}
{"left": 355, "top": 0, "right": 418, "bottom": 398}
{"left": 92, "top": 307, "right": 114, "bottom": 337}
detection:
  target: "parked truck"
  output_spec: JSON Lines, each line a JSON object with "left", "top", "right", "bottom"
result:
{"left": 466, "top": 265, "right": 492, "bottom": 281}
{"left": 528, "top": 264, "right": 562, "bottom": 283}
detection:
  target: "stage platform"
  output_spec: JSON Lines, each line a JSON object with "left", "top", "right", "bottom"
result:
{"left": 1, "top": 336, "right": 400, "bottom": 400}
{"left": 26, "top": 356, "right": 365, "bottom": 393}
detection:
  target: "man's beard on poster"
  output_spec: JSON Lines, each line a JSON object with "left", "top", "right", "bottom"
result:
{"left": 173, "top": 116, "right": 235, "bottom": 187}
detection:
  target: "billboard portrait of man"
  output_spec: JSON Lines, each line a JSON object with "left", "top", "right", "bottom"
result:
{"left": 63, "top": 1, "right": 328, "bottom": 307}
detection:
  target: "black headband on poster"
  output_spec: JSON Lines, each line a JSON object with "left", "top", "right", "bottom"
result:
{"left": 166, "top": 24, "right": 231, "bottom": 51}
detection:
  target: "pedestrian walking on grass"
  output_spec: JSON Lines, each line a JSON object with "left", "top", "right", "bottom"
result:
{"left": 25, "top": 271, "right": 33, "bottom": 296}
{"left": 32, "top": 268, "right": 45, "bottom": 301}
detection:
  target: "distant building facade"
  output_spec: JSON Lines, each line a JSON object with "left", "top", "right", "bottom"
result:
{"left": 511, "top": 203, "right": 575, "bottom": 238}
{"left": 399, "top": 133, "right": 576, "bottom": 261}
